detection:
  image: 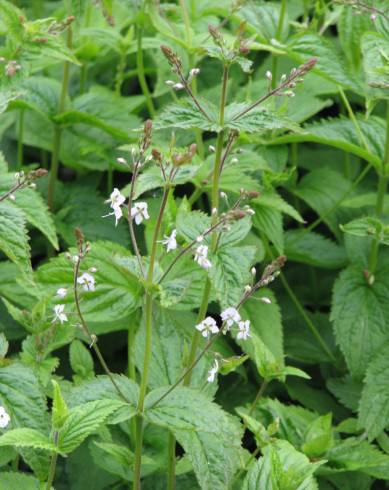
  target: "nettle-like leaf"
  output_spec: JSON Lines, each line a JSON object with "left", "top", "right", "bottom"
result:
{"left": 358, "top": 342, "right": 389, "bottom": 441}
{"left": 0, "top": 472, "right": 43, "bottom": 490}
{"left": 209, "top": 245, "right": 256, "bottom": 308}
{"left": 145, "top": 386, "right": 243, "bottom": 490}
{"left": 284, "top": 230, "right": 347, "bottom": 269}
{"left": 331, "top": 265, "right": 389, "bottom": 380}
{"left": 288, "top": 33, "right": 361, "bottom": 92}
{"left": 35, "top": 241, "right": 142, "bottom": 333}
{"left": 69, "top": 339, "right": 94, "bottom": 381}
{"left": 242, "top": 439, "right": 322, "bottom": 490}
{"left": 52, "top": 380, "right": 69, "bottom": 431}
{"left": 0, "top": 202, "right": 31, "bottom": 274}
{"left": 341, "top": 216, "right": 389, "bottom": 245}
{"left": 0, "top": 171, "right": 58, "bottom": 249}
{"left": 362, "top": 32, "right": 389, "bottom": 98}
{"left": 273, "top": 115, "right": 385, "bottom": 170}
{"left": 0, "top": 428, "right": 54, "bottom": 452}
{"left": 326, "top": 437, "right": 389, "bottom": 480}
{"left": 57, "top": 399, "right": 128, "bottom": 454}
{"left": 302, "top": 413, "right": 333, "bottom": 458}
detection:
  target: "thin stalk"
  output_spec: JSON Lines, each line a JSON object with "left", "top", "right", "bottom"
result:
{"left": 127, "top": 162, "right": 145, "bottom": 277}
{"left": 183, "top": 66, "right": 229, "bottom": 386}
{"left": 368, "top": 101, "right": 389, "bottom": 274}
{"left": 46, "top": 432, "right": 59, "bottom": 490}
{"left": 137, "top": 1, "right": 156, "bottom": 117}
{"left": 271, "top": 0, "right": 287, "bottom": 89}
{"left": 262, "top": 236, "right": 336, "bottom": 362}
{"left": 338, "top": 87, "right": 369, "bottom": 151}
{"left": 74, "top": 257, "right": 129, "bottom": 402}
{"left": 80, "top": 63, "right": 87, "bottom": 94}
{"left": 133, "top": 187, "right": 170, "bottom": 490}
{"left": 128, "top": 322, "right": 137, "bottom": 441}
{"left": 167, "top": 432, "right": 176, "bottom": 490}
{"left": 47, "top": 26, "right": 72, "bottom": 211}
{"left": 17, "top": 109, "right": 24, "bottom": 170}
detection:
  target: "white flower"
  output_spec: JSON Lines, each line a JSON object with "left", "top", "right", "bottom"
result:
{"left": 196, "top": 235, "right": 204, "bottom": 242}
{"left": 89, "top": 267, "right": 97, "bottom": 273}
{"left": 106, "top": 188, "right": 126, "bottom": 209}
{"left": 131, "top": 202, "right": 149, "bottom": 225}
{"left": 0, "top": 406, "right": 10, "bottom": 429}
{"left": 266, "top": 70, "right": 273, "bottom": 81}
{"left": 221, "top": 307, "right": 241, "bottom": 329}
{"left": 56, "top": 288, "right": 67, "bottom": 298}
{"left": 54, "top": 304, "right": 68, "bottom": 324}
{"left": 77, "top": 272, "right": 96, "bottom": 292}
{"left": 237, "top": 320, "right": 251, "bottom": 340}
{"left": 207, "top": 359, "right": 219, "bottom": 383}
{"left": 162, "top": 229, "right": 177, "bottom": 252}
{"left": 194, "top": 245, "right": 212, "bottom": 269}
{"left": 195, "top": 316, "right": 219, "bottom": 338}
{"left": 72, "top": 255, "right": 79, "bottom": 264}
{"left": 172, "top": 82, "right": 185, "bottom": 91}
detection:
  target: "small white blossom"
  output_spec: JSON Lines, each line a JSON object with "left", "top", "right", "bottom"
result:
{"left": 56, "top": 288, "right": 67, "bottom": 298}
{"left": 237, "top": 320, "right": 250, "bottom": 340}
{"left": 165, "top": 80, "right": 175, "bottom": 87}
{"left": 212, "top": 207, "right": 217, "bottom": 215}
{"left": 251, "top": 267, "right": 256, "bottom": 276}
{"left": 231, "top": 157, "right": 239, "bottom": 164}
{"left": 195, "top": 316, "right": 219, "bottom": 338}
{"left": 0, "top": 406, "right": 10, "bottom": 429}
{"left": 106, "top": 188, "right": 126, "bottom": 209}
{"left": 221, "top": 307, "right": 241, "bottom": 329}
{"left": 220, "top": 192, "right": 227, "bottom": 199}
{"left": 370, "top": 13, "right": 377, "bottom": 21}
{"left": 190, "top": 68, "right": 200, "bottom": 77}
{"left": 72, "top": 255, "right": 79, "bottom": 264}
{"left": 162, "top": 229, "right": 177, "bottom": 252}
{"left": 53, "top": 304, "right": 68, "bottom": 324}
{"left": 207, "top": 359, "right": 219, "bottom": 383}
{"left": 208, "top": 145, "right": 216, "bottom": 153}
{"left": 196, "top": 235, "right": 204, "bottom": 242}
{"left": 116, "top": 157, "right": 127, "bottom": 165}
{"left": 172, "top": 82, "right": 185, "bottom": 91}
{"left": 244, "top": 285, "right": 252, "bottom": 293}
{"left": 89, "top": 267, "right": 97, "bottom": 273}
{"left": 131, "top": 202, "right": 149, "bottom": 225}
{"left": 77, "top": 272, "right": 96, "bottom": 292}
{"left": 194, "top": 245, "right": 212, "bottom": 269}
{"left": 266, "top": 70, "right": 273, "bottom": 81}
{"left": 9, "top": 194, "right": 15, "bottom": 201}
{"left": 260, "top": 297, "right": 272, "bottom": 304}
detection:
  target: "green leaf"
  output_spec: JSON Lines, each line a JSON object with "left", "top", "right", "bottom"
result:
{"left": 293, "top": 169, "right": 353, "bottom": 236}
{"left": 327, "top": 375, "right": 362, "bottom": 412}
{"left": 58, "top": 399, "right": 128, "bottom": 454}
{"left": 273, "top": 116, "right": 385, "bottom": 170}
{"left": 209, "top": 245, "right": 256, "bottom": 308}
{"left": 327, "top": 438, "right": 389, "bottom": 480}
{"left": 69, "top": 339, "right": 94, "bottom": 380}
{"left": 0, "top": 472, "right": 43, "bottom": 490}
{"left": 331, "top": 265, "right": 389, "bottom": 379}
{"left": 302, "top": 413, "right": 333, "bottom": 458}
{"left": 358, "top": 342, "right": 389, "bottom": 441}
{"left": 145, "top": 386, "right": 243, "bottom": 490}
{"left": 288, "top": 33, "right": 361, "bottom": 92}
{"left": 243, "top": 439, "right": 322, "bottom": 490}
{"left": 35, "top": 241, "right": 142, "bottom": 333}
{"left": 0, "top": 333, "right": 9, "bottom": 358}
{"left": 338, "top": 6, "right": 370, "bottom": 71}
{"left": 341, "top": 216, "right": 389, "bottom": 245}
{"left": 252, "top": 204, "right": 283, "bottom": 253}
{"left": 52, "top": 380, "right": 69, "bottom": 430}
{"left": 0, "top": 202, "right": 31, "bottom": 274}
{"left": 0, "top": 429, "right": 54, "bottom": 452}
{"left": 362, "top": 32, "right": 389, "bottom": 97}
{"left": 284, "top": 230, "right": 347, "bottom": 269}
{"left": 254, "top": 191, "right": 304, "bottom": 223}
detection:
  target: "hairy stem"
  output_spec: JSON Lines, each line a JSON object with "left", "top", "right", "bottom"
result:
{"left": 47, "top": 26, "right": 72, "bottom": 211}
{"left": 368, "top": 101, "right": 389, "bottom": 274}
{"left": 133, "top": 187, "right": 170, "bottom": 489}
{"left": 17, "top": 109, "right": 24, "bottom": 170}
{"left": 127, "top": 162, "right": 145, "bottom": 277}
{"left": 271, "top": 0, "right": 287, "bottom": 89}
{"left": 137, "top": 1, "right": 156, "bottom": 117}
{"left": 46, "top": 432, "right": 59, "bottom": 490}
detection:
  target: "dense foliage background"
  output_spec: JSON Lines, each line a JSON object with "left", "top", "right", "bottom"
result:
{"left": 1, "top": 0, "right": 389, "bottom": 489}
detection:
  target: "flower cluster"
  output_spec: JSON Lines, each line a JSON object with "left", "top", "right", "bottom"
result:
{"left": 196, "top": 307, "right": 251, "bottom": 383}
{"left": 194, "top": 244, "right": 212, "bottom": 270}
{"left": 103, "top": 188, "right": 150, "bottom": 228}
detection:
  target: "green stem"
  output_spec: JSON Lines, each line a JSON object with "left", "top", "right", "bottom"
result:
{"left": 183, "top": 65, "right": 229, "bottom": 386}
{"left": 338, "top": 87, "right": 369, "bottom": 151}
{"left": 133, "top": 188, "right": 170, "bottom": 489}
{"left": 137, "top": 2, "right": 155, "bottom": 117}
{"left": 271, "top": 0, "right": 287, "bottom": 89}
{"left": 17, "top": 109, "right": 24, "bottom": 170}
{"left": 80, "top": 63, "right": 87, "bottom": 94}
{"left": 46, "top": 432, "right": 59, "bottom": 490}
{"left": 368, "top": 101, "right": 389, "bottom": 274}
{"left": 167, "top": 432, "right": 176, "bottom": 490}
{"left": 128, "top": 321, "right": 137, "bottom": 441}
{"left": 47, "top": 26, "right": 72, "bottom": 211}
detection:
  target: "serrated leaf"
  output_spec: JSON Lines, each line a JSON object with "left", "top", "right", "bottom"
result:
{"left": 52, "top": 380, "right": 69, "bottom": 430}
{"left": 252, "top": 204, "right": 283, "bottom": 253}
{"left": 209, "top": 245, "right": 256, "bottom": 308}
{"left": 285, "top": 230, "right": 347, "bottom": 269}
{"left": 341, "top": 216, "right": 389, "bottom": 245}
{"left": 0, "top": 202, "right": 31, "bottom": 274}
{"left": 58, "top": 399, "right": 128, "bottom": 453}
{"left": 358, "top": 343, "right": 389, "bottom": 441}
{"left": 0, "top": 333, "right": 9, "bottom": 358}
{"left": 302, "top": 413, "right": 333, "bottom": 458}
{"left": 331, "top": 265, "right": 389, "bottom": 379}
{"left": 0, "top": 472, "right": 43, "bottom": 490}
{"left": 0, "top": 428, "right": 54, "bottom": 451}
{"left": 69, "top": 340, "right": 94, "bottom": 379}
